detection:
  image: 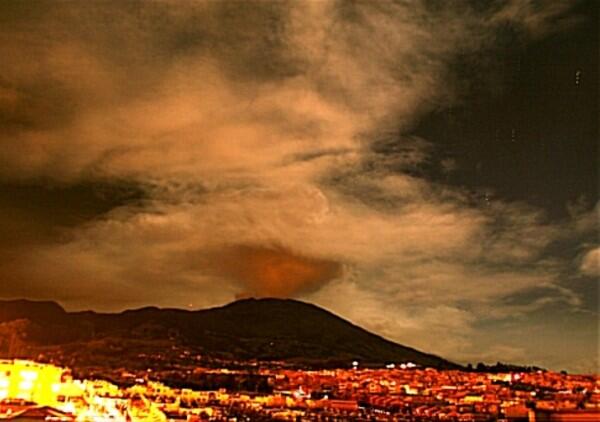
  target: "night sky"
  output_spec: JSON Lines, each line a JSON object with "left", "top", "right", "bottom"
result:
{"left": 0, "top": 0, "right": 597, "bottom": 373}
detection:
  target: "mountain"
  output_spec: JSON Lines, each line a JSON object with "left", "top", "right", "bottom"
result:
{"left": 0, "top": 299, "right": 67, "bottom": 322}
{"left": 0, "top": 298, "right": 457, "bottom": 369}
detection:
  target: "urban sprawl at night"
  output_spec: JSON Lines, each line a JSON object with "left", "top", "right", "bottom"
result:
{"left": 0, "top": 359, "right": 598, "bottom": 421}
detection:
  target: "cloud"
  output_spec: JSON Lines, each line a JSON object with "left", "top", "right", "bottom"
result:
{"left": 580, "top": 247, "right": 600, "bottom": 277}
{"left": 198, "top": 245, "right": 342, "bottom": 298}
{"left": 0, "top": 0, "right": 592, "bottom": 371}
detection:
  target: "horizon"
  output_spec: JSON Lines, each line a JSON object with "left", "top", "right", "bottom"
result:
{"left": 0, "top": 296, "right": 554, "bottom": 372}
{"left": 0, "top": 0, "right": 597, "bottom": 376}
{"left": 0, "top": 295, "right": 589, "bottom": 373}
{"left": 2, "top": 295, "right": 331, "bottom": 312}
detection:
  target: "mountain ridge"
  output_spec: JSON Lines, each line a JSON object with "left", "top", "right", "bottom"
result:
{"left": 0, "top": 297, "right": 458, "bottom": 369}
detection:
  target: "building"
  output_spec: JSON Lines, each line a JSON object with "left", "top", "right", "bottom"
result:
{"left": 0, "top": 359, "right": 64, "bottom": 406}
{"left": 530, "top": 409, "right": 600, "bottom": 421}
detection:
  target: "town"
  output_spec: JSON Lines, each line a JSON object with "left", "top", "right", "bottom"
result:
{"left": 0, "top": 359, "right": 598, "bottom": 421}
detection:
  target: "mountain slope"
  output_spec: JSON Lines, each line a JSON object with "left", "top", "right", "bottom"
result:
{"left": 0, "top": 298, "right": 457, "bottom": 369}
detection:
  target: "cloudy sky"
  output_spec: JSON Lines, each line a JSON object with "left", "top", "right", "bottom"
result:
{"left": 0, "top": 0, "right": 597, "bottom": 373}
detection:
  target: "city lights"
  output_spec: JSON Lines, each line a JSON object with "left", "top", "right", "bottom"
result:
{"left": 0, "top": 359, "right": 597, "bottom": 421}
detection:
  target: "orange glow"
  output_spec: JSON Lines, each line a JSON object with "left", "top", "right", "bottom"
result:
{"left": 212, "top": 245, "right": 342, "bottom": 298}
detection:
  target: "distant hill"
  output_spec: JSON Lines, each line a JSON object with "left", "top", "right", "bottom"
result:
{"left": 0, "top": 299, "right": 67, "bottom": 322}
{"left": 0, "top": 298, "right": 457, "bottom": 369}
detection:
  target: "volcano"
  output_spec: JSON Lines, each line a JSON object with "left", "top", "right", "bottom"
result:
{"left": 0, "top": 297, "right": 457, "bottom": 369}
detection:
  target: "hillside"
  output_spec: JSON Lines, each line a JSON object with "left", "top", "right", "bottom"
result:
{"left": 0, "top": 298, "right": 457, "bottom": 369}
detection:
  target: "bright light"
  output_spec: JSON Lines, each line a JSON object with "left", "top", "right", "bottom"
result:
{"left": 0, "top": 379, "right": 9, "bottom": 388}
{"left": 62, "top": 402, "right": 75, "bottom": 414}
{"left": 20, "top": 370, "right": 39, "bottom": 381}
{"left": 19, "top": 380, "right": 34, "bottom": 391}
{"left": 52, "top": 383, "right": 61, "bottom": 393}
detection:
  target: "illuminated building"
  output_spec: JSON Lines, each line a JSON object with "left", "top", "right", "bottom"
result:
{"left": 0, "top": 359, "right": 64, "bottom": 406}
